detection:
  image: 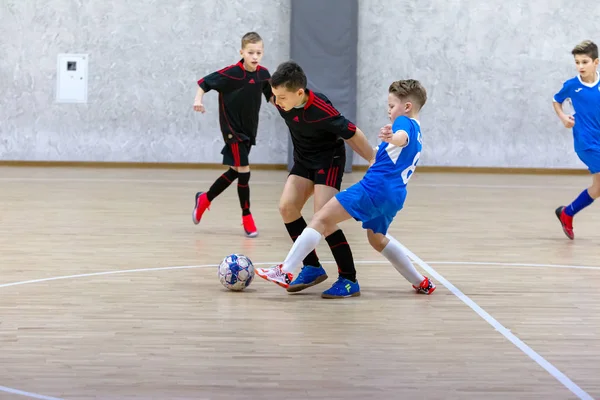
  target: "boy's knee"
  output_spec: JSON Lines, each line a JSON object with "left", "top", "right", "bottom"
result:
{"left": 322, "top": 224, "right": 339, "bottom": 238}
{"left": 589, "top": 186, "right": 600, "bottom": 199}
{"left": 367, "top": 230, "right": 388, "bottom": 252}
{"left": 308, "top": 214, "right": 329, "bottom": 235}
{"left": 279, "top": 200, "right": 300, "bottom": 220}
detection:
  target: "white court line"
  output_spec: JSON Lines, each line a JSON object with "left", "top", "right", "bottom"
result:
{"left": 2, "top": 260, "right": 600, "bottom": 289}
{"left": 398, "top": 246, "right": 595, "bottom": 400}
{"left": 0, "top": 176, "right": 585, "bottom": 190}
{"left": 0, "top": 265, "right": 208, "bottom": 289}
{"left": 1, "top": 259, "right": 598, "bottom": 399}
{"left": 0, "top": 385, "right": 64, "bottom": 400}
{"left": 429, "top": 261, "right": 600, "bottom": 271}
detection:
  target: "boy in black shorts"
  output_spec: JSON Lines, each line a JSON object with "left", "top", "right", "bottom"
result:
{"left": 192, "top": 32, "right": 273, "bottom": 237}
{"left": 267, "top": 60, "right": 375, "bottom": 298}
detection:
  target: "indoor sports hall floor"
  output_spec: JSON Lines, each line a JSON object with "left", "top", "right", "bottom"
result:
{"left": 0, "top": 166, "right": 598, "bottom": 400}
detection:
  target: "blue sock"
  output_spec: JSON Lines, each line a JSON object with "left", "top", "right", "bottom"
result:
{"left": 565, "top": 189, "right": 594, "bottom": 216}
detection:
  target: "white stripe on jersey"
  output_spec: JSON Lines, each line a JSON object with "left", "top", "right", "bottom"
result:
{"left": 385, "top": 129, "right": 409, "bottom": 164}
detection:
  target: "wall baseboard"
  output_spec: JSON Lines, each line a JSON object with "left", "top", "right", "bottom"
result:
{"left": 0, "top": 160, "right": 289, "bottom": 170}
{"left": 0, "top": 160, "right": 589, "bottom": 175}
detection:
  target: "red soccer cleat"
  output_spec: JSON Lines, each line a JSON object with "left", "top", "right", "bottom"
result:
{"left": 192, "top": 192, "right": 211, "bottom": 225}
{"left": 242, "top": 213, "right": 258, "bottom": 238}
{"left": 555, "top": 206, "right": 574, "bottom": 240}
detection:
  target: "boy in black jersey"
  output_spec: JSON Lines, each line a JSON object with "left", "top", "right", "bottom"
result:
{"left": 192, "top": 32, "right": 273, "bottom": 237}
{"left": 258, "top": 60, "right": 375, "bottom": 298}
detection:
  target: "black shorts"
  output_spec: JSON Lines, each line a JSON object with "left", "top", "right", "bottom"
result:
{"left": 221, "top": 141, "right": 251, "bottom": 167}
{"left": 289, "top": 156, "right": 345, "bottom": 191}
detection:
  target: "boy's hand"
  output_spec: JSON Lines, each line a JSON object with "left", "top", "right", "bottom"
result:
{"left": 193, "top": 102, "right": 205, "bottom": 113}
{"left": 561, "top": 114, "right": 575, "bottom": 128}
{"left": 378, "top": 124, "right": 393, "bottom": 143}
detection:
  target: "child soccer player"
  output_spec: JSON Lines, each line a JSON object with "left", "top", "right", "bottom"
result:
{"left": 553, "top": 40, "right": 600, "bottom": 240}
{"left": 256, "top": 79, "right": 436, "bottom": 297}
{"left": 192, "top": 32, "right": 273, "bottom": 237}
{"left": 268, "top": 61, "right": 376, "bottom": 298}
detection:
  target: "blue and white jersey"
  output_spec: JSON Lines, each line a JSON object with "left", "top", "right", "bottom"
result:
{"left": 553, "top": 72, "right": 600, "bottom": 152}
{"left": 360, "top": 116, "right": 422, "bottom": 202}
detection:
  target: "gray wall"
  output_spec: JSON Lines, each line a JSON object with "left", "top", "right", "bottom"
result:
{"left": 356, "top": 0, "right": 599, "bottom": 169}
{"left": 0, "top": 0, "right": 290, "bottom": 164}
{"left": 1, "top": 0, "right": 598, "bottom": 169}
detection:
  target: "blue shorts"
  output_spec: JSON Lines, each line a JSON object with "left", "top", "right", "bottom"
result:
{"left": 577, "top": 148, "right": 600, "bottom": 174}
{"left": 335, "top": 181, "right": 406, "bottom": 235}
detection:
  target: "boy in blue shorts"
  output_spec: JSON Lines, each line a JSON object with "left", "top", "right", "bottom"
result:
{"left": 256, "top": 79, "right": 436, "bottom": 297}
{"left": 553, "top": 40, "right": 600, "bottom": 239}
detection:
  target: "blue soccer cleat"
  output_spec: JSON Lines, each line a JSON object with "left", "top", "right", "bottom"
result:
{"left": 286, "top": 264, "right": 328, "bottom": 293}
{"left": 321, "top": 277, "right": 360, "bottom": 299}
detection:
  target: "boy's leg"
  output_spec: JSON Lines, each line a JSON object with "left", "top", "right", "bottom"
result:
{"left": 256, "top": 196, "right": 354, "bottom": 289}
{"left": 367, "top": 230, "right": 435, "bottom": 294}
{"left": 234, "top": 142, "right": 258, "bottom": 237}
{"left": 279, "top": 167, "right": 322, "bottom": 270}
{"left": 556, "top": 149, "right": 600, "bottom": 239}
{"left": 313, "top": 187, "right": 356, "bottom": 281}
{"left": 314, "top": 181, "right": 377, "bottom": 292}
{"left": 193, "top": 142, "right": 242, "bottom": 225}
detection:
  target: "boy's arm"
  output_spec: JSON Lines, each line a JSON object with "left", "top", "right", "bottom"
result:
{"left": 378, "top": 124, "right": 408, "bottom": 147}
{"left": 553, "top": 100, "right": 575, "bottom": 128}
{"left": 193, "top": 86, "right": 206, "bottom": 113}
{"left": 552, "top": 81, "right": 575, "bottom": 128}
{"left": 323, "top": 114, "right": 376, "bottom": 164}
{"left": 193, "top": 69, "right": 232, "bottom": 112}
{"left": 262, "top": 80, "right": 274, "bottom": 104}
{"left": 346, "top": 127, "right": 376, "bottom": 164}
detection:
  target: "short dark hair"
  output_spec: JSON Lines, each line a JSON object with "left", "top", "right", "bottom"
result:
{"left": 270, "top": 61, "right": 307, "bottom": 91}
{"left": 572, "top": 40, "right": 599, "bottom": 60}
{"left": 241, "top": 32, "right": 263, "bottom": 48}
{"left": 389, "top": 79, "right": 427, "bottom": 111}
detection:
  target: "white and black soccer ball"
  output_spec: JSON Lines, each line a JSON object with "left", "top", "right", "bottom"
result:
{"left": 218, "top": 254, "right": 255, "bottom": 291}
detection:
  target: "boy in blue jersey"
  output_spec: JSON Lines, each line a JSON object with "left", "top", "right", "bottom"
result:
{"left": 553, "top": 40, "right": 600, "bottom": 239}
{"left": 256, "top": 79, "right": 436, "bottom": 297}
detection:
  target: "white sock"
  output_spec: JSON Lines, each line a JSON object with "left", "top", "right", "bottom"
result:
{"left": 381, "top": 235, "right": 424, "bottom": 286}
{"left": 281, "top": 227, "right": 322, "bottom": 274}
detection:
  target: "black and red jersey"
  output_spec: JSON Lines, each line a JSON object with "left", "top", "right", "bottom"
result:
{"left": 198, "top": 60, "right": 272, "bottom": 144}
{"left": 275, "top": 89, "right": 357, "bottom": 169}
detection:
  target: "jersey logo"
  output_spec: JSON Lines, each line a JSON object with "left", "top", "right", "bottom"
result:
{"left": 248, "top": 79, "right": 255, "bottom": 84}
{"left": 293, "top": 116, "right": 299, "bottom": 122}
{"left": 575, "top": 88, "right": 582, "bottom": 92}
{"left": 317, "top": 169, "right": 325, "bottom": 174}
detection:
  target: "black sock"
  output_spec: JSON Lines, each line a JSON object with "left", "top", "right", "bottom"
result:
{"left": 325, "top": 229, "right": 356, "bottom": 282}
{"left": 284, "top": 217, "right": 320, "bottom": 267}
{"left": 206, "top": 168, "right": 238, "bottom": 202}
{"left": 237, "top": 172, "right": 251, "bottom": 216}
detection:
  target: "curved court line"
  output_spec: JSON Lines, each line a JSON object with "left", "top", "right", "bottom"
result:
{"left": 1, "top": 260, "right": 600, "bottom": 290}
{"left": 428, "top": 261, "right": 600, "bottom": 271}
{"left": 2, "top": 260, "right": 600, "bottom": 290}
{"left": 1, "top": 258, "right": 597, "bottom": 400}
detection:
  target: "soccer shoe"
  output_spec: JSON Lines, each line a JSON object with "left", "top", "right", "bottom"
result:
{"left": 413, "top": 276, "right": 436, "bottom": 295}
{"left": 192, "top": 192, "right": 211, "bottom": 225}
{"left": 255, "top": 264, "right": 293, "bottom": 289}
{"left": 555, "top": 206, "right": 574, "bottom": 240}
{"left": 242, "top": 214, "right": 258, "bottom": 238}
{"left": 286, "top": 264, "right": 328, "bottom": 293}
{"left": 321, "top": 277, "right": 361, "bottom": 299}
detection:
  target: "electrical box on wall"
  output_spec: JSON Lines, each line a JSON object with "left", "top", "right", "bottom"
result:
{"left": 56, "top": 53, "right": 88, "bottom": 103}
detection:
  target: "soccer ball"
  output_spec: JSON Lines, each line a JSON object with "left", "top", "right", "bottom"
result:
{"left": 218, "top": 254, "right": 255, "bottom": 291}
